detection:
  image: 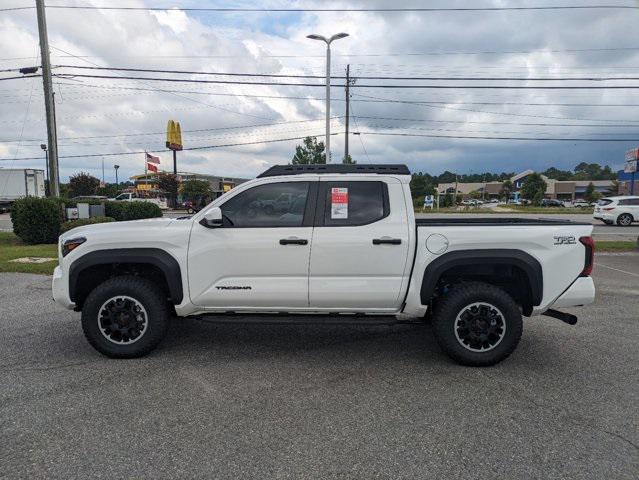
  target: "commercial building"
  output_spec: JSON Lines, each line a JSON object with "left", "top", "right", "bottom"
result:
{"left": 130, "top": 171, "right": 248, "bottom": 198}
{"left": 436, "top": 170, "right": 616, "bottom": 201}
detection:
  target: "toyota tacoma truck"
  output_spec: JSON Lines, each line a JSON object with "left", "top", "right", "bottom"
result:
{"left": 53, "top": 164, "right": 596, "bottom": 366}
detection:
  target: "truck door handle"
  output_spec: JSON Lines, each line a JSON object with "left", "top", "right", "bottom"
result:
{"left": 373, "top": 238, "right": 402, "bottom": 245}
{"left": 279, "top": 238, "right": 308, "bottom": 245}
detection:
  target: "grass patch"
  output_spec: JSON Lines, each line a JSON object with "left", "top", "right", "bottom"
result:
{"left": 595, "top": 240, "right": 637, "bottom": 252}
{"left": 0, "top": 232, "right": 58, "bottom": 274}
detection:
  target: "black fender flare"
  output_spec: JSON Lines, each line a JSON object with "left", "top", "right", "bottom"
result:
{"left": 420, "top": 249, "right": 543, "bottom": 306}
{"left": 68, "top": 248, "right": 183, "bottom": 304}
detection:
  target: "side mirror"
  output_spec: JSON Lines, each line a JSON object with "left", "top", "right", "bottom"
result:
{"left": 199, "top": 206, "right": 223, "bottom": 228}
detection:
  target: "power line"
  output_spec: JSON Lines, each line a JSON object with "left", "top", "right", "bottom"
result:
{"left": 49, "top": 44, "right": 272, "bottom": 121}
{"left": 356, "top": 131, "right": 639, "bottom": 142}
{"left": 1, "top": 45, "right": 636, "bottom": 60}
{"left": 0, "top": 132, "right": 342, "bottom": 161}
{"left": 51, "top": 73, "right": 639, "bottom": 89}
{"left": 0, "top": 6, "right": 33, "bottom": 12}
{"left": 353, "top": 93, "right": 639, "bottom": 123}
{"left": 0, "top": 75, "right": 41, "bottom": 81}
{"left": 47, "top": 81, "right": 639, "bottom": 107}
{"left": 1, "top": 117, "right": 342, "bottom": 143}
{"left": 43, "top": 5, "right": 639, "bottom": 12}
{"left": 53, "top": 64, "right": 639, "bottom": 81}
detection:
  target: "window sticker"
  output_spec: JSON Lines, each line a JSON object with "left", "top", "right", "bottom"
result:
{"left": 331, "top": 187, "right": 348, "bottom": 219}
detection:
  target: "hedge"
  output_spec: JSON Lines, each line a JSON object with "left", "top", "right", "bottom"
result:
{"left": 11, "top": 197, "right": 64, "bottom": 244}
{"left": 60, "top": 216, "right": 115, "bottom": 234}
{"left": 104, "top": 201, "right": 162, "bottom": 221}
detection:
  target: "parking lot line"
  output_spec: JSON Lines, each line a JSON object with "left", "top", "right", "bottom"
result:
{"left": 594, "top": 262, "right": 639, "bottom": 277}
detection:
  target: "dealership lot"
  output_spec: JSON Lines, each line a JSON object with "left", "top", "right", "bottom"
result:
{"left": 0, "top": 254, "right": 637, "bottom": 479}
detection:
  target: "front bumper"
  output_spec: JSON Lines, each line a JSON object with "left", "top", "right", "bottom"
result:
{"left": 551, "top": 276, "right": 595, "bottom": 308}
{"left": 52, "top": 265, "right": 75, "bottom": 310}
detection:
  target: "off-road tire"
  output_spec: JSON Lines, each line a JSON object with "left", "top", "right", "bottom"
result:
{"left": 617, "top": 213, "right": 633, "bottom": 227}
{"left": 81, "top": 276, "right": 170, "bottom": 358}
{"left": 432, "top": 281, "right": 523, "bottom": 366}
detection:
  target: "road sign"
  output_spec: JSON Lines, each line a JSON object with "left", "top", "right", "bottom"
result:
{"left": 424, "top": 195, "right": 434, "bottom": 209}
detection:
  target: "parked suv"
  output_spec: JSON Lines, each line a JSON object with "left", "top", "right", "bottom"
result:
{"left": 593, "top": 196, "right": 639, "bottom": 226}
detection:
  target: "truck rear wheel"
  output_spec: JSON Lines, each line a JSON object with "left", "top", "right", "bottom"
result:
{"left": 432, "top": 282, "right": 523, "bottom": 366}
{"left": 81, "top": 276, "right": 170, "bottom": 358}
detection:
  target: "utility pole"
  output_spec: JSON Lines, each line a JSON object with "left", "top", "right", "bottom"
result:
{"left": 344, "top": 64, "right": 350, "bottom": 162}
{"left": 35, "top": 0, "right": 60, "bottom": 197}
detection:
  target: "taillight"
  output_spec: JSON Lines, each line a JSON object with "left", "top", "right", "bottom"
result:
{"left": 579, "top": 236, "right": 595, "bottom": 277}
{"left": 602, "top": 207, "right": 615, "bottom": 211}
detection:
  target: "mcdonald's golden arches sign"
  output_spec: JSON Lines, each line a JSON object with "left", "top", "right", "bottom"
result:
{"left": 166, "top": 120, "right": 183, "bottom": 151}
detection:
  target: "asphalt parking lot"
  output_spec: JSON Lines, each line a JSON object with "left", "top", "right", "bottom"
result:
{"left": 1, "top": 255, "right": 638, "bottom": 479}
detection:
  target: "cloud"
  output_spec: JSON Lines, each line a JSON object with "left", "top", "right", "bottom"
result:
{"left": 0, "top": 0, "right": 636, "bottom": 188}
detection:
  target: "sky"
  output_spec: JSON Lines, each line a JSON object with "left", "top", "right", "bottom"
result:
{"left": 1, "top": 0, "right": 639, "bottom": 185}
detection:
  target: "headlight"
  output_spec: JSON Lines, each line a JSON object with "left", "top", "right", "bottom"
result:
{"left": 62, "top": 237, "right": 86, "bottom": 257}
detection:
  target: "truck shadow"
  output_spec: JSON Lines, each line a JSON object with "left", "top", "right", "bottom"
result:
{"left": 161, "top": 316, "right": 446, "bottom": 364}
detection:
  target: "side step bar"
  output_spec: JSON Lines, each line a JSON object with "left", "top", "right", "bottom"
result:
{"left": 191, "top": 313, "right": 423, "bottom": 326}
{"left": 544, "top": 309, "right": 578, "bottom": 325}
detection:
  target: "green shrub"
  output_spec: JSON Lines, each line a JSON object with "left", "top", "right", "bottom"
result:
{"left": 60, "top": 216, "right": 115, "bottom": 234}
{"left": 10, "top": 197, "right": 64, "bottom": 244}
{"left": 104, "top": 201, "right": 162, "bottom": 221}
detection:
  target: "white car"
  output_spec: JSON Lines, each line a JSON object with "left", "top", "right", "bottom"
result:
{"left": 53, "top": 164, "right": 595, "bottom": 366}
{"left": 593, "top": 196, "right": 639, "bottom": 226}
{"left": 112, "top": 192, "right": 168, "bottom": 210}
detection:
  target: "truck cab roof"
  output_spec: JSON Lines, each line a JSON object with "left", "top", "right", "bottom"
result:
{"left": 257, "top": 164, "right": 411, "bottom": 178}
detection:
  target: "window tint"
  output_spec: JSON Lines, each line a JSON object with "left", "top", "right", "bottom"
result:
{"left": 322, "top": 181, "right": 387, "bottom": 226}
{"left": 597, "top": 198, "right": 613, "bottom": 206}
{"left": 619, "top": 198, "right": 639, "bottom": 206}
{"left": 220, "top": 182, "right": 309, "bottom": 227}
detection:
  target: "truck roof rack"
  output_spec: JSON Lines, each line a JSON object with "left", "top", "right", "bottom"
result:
{"left": 257, "top": 164, "right": 411, "bottom": 178}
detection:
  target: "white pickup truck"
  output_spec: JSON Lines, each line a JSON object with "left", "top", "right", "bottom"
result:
{"left": 53, "top": 164, "right": 596, "bottom": 366}
{"left": 112, "top": 192, "right": 168, "bottom": 209}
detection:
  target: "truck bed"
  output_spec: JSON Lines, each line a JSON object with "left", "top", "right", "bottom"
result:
{"left": 416, "top": 217, "right": 591, "bottom": 226}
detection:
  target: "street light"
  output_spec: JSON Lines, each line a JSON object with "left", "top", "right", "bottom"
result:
{"left": 306, "top": 32, "right": 349, "bottom": 163}
{"left": 40, "top": 143, "right": 48, "bottom": 195}
{"left": 114, "top": 164, "right": 120, "bottom": 186}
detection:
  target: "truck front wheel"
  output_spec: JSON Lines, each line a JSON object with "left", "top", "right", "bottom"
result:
{"left": 81, "top": 276, "right": 170, "bottom": 358}
{"left": 432, "top": 282, "right": 523, "bottom": 366}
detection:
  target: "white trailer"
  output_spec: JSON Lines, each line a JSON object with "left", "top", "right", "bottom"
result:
{"left": 0, "top": 169, "right": 46, "bottom": 206}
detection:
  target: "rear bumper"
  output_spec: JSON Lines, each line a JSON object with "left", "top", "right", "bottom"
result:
{"left": 551, "top": 276, "right": 595, "bottom": 308}
{"left": 52, "top": 266, "right": 75, "bottom": 310}
{"left": 593, "top": 212, "right": 615, "bottom": 222}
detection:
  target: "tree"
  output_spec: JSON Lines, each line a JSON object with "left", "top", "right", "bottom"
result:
{"left": 583, "top": 182, "right": 602, "bottom": 203}
{"left": 181, "top": 179, "right": 212, "bottom": 200}
{"left": 410, "top": 172, "right": 435, "bottom": 199}
{"left": 500, "top": 179, "right": 513, "bottom": 202}
{"left": 291, "top": 136, "right": 326, "bottom": 164}
{"left": 543, "top": 167, "right": 572, "bottom": 181}
{"left": 68, "top": 172, "right": 100, "bottom": 197}
{"left": 97, "top": 183, "right": 122, "bottom": 198}
{"left": 158, "top": 173, "right": 180, "bottom": 208}
{"left": 606, "top": 179, "right": 621, "bottom": 196}
{"left": 520, "top": 173, "right": 547, "bottom": 205}
{"left": 342, "top": 154, "right": 356, "bottom": 164}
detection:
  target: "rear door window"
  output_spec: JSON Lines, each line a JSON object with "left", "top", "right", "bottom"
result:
{"left": 318, "top": 181, "right": 389, "bottom": 226}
